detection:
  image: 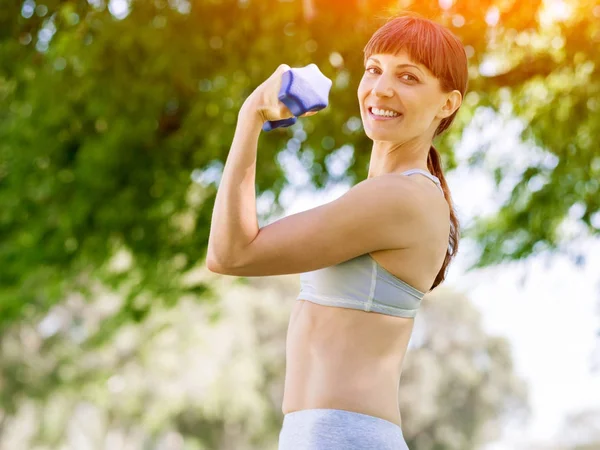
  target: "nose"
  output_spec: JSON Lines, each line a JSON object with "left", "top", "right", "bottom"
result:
{"left": 372, "top": 74, "right": 394, "bottom": 98}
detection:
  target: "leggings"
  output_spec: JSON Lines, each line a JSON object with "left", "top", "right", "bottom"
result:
{"left": 278, "top": 408, "right": 409, "bottom": 450}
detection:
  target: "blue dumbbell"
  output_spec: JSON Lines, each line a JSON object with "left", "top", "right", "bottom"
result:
{"left": 262, "top": 63, "right": 333, "bottom": 132}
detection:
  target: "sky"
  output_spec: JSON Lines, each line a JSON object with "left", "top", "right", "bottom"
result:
{"left": 273, "top": 107, "right": 600, "bottom": 449}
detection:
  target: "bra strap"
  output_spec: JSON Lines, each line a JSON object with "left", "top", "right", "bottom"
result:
{"left": 401, "top": 169, "right": 443, "bottom": 193}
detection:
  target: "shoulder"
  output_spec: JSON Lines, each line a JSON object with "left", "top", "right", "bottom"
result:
{"left": 376, "top": 173, "right": 451, "bottom": 243}
{"left": 339, "top": 174, "right": 432, "bottom": 234}
{"left": 363, "top": 173, "right": 447, "bottom": 219}
{"left": 352, "top": 173, "right": 428, "bottom": 205}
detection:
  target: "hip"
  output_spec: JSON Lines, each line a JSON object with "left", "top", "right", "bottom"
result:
{"left": 282, "top": 385, "right": 403, "bottom": 428}
{"left": 278, "top": 408, "right": 408, "bottom": 450}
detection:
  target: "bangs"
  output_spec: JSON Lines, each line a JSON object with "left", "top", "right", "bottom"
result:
{"left": 363, "top": 16, "right": 467, "bottom": 93}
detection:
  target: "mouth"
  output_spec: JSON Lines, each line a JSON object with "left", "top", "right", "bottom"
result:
{"left": 367, "top": 107, "right": 403, "bottom": 121}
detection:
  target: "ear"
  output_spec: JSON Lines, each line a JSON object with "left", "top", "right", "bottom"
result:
{"left": 436, "top": 90, "right": 462, "bottom": 120}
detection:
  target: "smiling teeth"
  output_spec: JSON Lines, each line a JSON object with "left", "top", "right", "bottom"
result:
{"left": 371, "top": 107, "right": 400, "bottom": 117}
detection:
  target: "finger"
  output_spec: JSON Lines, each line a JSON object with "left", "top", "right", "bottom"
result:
{"left": 277, "top": 63, "right": 291, "bottom": 74}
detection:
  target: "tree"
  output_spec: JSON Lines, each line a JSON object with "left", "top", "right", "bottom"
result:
{"left": 465, "top": 0, "right": 600, "bottom": 269}
{"left": 399, "top": 286, "right": 529, "bottom": 449}
{"left": 1, "top": 0, "right": 598, "bottom": 364}
{"left": 0, "top": 272, "right": 527, "bottom": 449}
{"left": 0, "top": 0, "right": 546, "bottom": 332}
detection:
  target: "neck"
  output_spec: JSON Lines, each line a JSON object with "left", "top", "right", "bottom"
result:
{"left": 367, "top": 136, "right": 432, "bottom": 179}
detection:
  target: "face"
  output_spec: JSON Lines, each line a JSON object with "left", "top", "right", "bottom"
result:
{"left": 357, "top": 51, "right": 459, "bottom": 144}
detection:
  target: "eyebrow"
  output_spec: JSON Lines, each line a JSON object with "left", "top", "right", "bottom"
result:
{"left": 366, "top": 57, "right": 425, "bottom": 75}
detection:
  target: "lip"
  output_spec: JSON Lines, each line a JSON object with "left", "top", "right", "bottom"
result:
{"left": 367, "top": 107, "right": 403, "bottom": 121}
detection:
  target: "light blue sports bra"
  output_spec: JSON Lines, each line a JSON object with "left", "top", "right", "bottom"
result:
{"left": 296, "top": 169, "right": 443, "bottom": 318}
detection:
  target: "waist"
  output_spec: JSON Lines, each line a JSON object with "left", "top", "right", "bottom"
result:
{"left": 282, "top": 300, "right": 413, "bottom": 427}
{"left": 282, "top": 366, "right": 403, "bottom": 428}
{"left": 282, "top": 377, "right": 403, "bottom": 429}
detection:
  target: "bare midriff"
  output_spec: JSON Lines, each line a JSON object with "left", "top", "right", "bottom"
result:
{"left": 281, "top": 298, "right": 415, "bottom": 429}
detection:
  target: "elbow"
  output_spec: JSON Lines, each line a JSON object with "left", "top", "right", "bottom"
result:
{"left": 207, "top": 255, "right": 251, "bottom": 277}
{"left": 206, "top": 254, "right": 228, "bottom": 274}
{"left": 206, "top": 257, "right": 221, "bottom": 273}
{"left": 206, "top": 246, "right": 224, "bottom": 273}
{"left": 206, "top": 250, "right": 241, "bottom": 275}
{"left": 207, "top": 244, "right": 250, "bottom": 275}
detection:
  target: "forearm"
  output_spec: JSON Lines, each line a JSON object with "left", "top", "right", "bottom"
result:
{"left": 207, "top": 105, "right": 264, "bottom": 267}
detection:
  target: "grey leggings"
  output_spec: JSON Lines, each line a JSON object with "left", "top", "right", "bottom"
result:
{"left": 278, "top": 408, "right": 409, "bottom": 450}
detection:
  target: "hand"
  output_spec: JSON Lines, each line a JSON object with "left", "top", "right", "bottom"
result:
{"left": 240, "top": 64, "right": 318, "bottom": 123}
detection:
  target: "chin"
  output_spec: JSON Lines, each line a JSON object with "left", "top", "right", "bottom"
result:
{"left": 365, "top": 128, "right": 404, "bottom": 141}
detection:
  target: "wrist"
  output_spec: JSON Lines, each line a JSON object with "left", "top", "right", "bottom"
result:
{"left": 239, "top": 97, "right": 262, "bottom": 119}
{"left": 237, "top": 100, "right": 264, "bottom": 132}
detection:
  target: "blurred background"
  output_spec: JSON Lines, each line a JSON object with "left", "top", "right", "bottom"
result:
{"left": 1, "top": 0, "right": 599, "bottom": 448}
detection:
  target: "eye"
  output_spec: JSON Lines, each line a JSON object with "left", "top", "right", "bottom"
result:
{"left": 400, "top": 73, "right": 419, "bottom": 82}
{"left": 365, "top": 67, "right": 419, "bottom": 83}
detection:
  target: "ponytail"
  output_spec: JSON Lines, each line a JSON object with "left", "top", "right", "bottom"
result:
{"left": 427, "top": 145, "right": 460, "bottom": 290}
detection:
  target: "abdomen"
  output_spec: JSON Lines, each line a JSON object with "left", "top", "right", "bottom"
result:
{"left": 282, "top": 299, "right": 414, "bottom": 427}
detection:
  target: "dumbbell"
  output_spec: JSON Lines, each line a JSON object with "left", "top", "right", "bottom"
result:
{"left": 262, "top": 63, "right": 333, "bottom": 132}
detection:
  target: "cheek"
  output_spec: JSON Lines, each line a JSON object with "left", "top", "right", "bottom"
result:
{"left": 357, "top": 80, "right": 367, "bottom": 100}
{"left": 357, "top": 83, "right": 370, "bottom": 114}
{"left": 404, "top": 94, "right": 440, "bottom": 121}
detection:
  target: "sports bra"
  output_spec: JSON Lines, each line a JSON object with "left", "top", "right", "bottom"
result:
{"left": 296, "top": 169, "right": 443, "bottom": 318}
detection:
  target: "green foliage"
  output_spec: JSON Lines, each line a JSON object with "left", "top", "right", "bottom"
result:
{"left": 1, "top": 1, "right": 597, "bottom": 447}
{"left": 1, "top": 0, "right": 596, "bottom": 332}
{"left": 0, "top": 276, "right": 527, "bottom": 449}
{"left": 465, "top": 0, "right": 600, "bottom": 268}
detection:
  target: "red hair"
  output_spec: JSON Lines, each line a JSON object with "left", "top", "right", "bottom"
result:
{"left": 363, "top": 13, "right": 468, "bottom": 290}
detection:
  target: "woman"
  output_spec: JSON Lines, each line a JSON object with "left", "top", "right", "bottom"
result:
{"left": 207, "top": 13, "right": 467, "bottom": 450}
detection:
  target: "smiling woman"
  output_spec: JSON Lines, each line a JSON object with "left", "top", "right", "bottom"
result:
{"left": 207, "top": 11, "right": 469, "bottom": 450}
